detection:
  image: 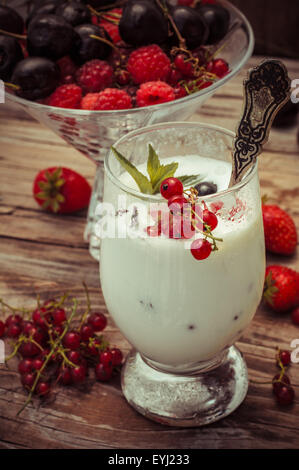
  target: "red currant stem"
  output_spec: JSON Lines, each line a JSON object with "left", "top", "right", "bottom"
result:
{"left": 0, "top": 298, "right": 19, "bottom": 313}
{"left": 89, "top": 34, "right": 120, "bottom": 56}
{"left": 4, "top": 338, "right": 23, "bottom": 363}
{"left": 17, "top": 299, "right": 78, "bottom": 416}
{"left": 190, "top": 208, "right": 223, "bottom": 243}
{"left": 0, "top": 28, "right": 26, "bottom": 40}
{"left": 59, "top": 349, "right": 77, "bottom": 369}
{"left": 276, "top": 347, "right": 287, "bottom": 373}
{"left": 155, "top": 0, "right": 187, "bottom": 49}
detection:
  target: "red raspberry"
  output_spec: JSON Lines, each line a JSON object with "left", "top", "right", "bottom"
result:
{"left": 48, "top": 84, "right": 82, "bottom": 109}
{"left": 99, "top": 8, "right": 122, "bottom": 44}
{"left": 136, "top": 81, "right": 175, "bottom": 107}
{"left": 81, "top": 88, "right": 132, "bottom": 110}
{"left": 75, "top": 60, "right": 114, "bottom": 94}
{"left": 127, "top": 45, "right": 171, "bottom": 84}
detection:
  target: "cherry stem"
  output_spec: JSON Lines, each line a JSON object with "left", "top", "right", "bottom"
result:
{"left": 89, "top": 34, "right": 120, "bottom": 56}
{"left": 4, "top": 82, "right": 20, "bottom": 91}
{"left": 17, "top": 298, "right": 78, "bottom": 416}
{"left": 155, "top": 0, "right": 187, "bottom": 49}
{"left": 0, "top": 28, "right": 26, "bottom": 40}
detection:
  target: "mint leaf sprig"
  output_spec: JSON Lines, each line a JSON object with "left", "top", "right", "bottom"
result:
{"left": 111, "top": 144, "right": 203, "bottom": 195}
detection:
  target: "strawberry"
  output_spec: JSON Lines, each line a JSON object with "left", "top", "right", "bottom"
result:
{"left": 33, "top": 167, "right": 91, "bottom": 214}
{"left": 262, "top": 204, "right": 297, "bottom": 255}
{"left": 263, "top": 265, "right": 299, "bottom": 312}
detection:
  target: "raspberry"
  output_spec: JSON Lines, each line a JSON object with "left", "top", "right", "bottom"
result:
{"left": 75, "top": 60, "right": 114, "bottom": 94}
{"left": 136, "top": 81, "right": 175, "bottom": 107}
{"left": 99, "top": 8, "right": 122, "bottom": 44}
{"left": 81, "top": 88, "right": 132, "bottom": 110}
{"left": 48, "top": 84, "right": 82, "bottom": 109}
{"left": 127, "top": 44, "right": 171, "bottom": 84}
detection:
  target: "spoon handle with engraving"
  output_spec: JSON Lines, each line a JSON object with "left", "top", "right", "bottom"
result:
{"left": 229, "top": 59, "right": 291, "bottom": 187}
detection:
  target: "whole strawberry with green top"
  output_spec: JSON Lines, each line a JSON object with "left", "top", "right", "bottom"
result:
{"left": 264, "top": 265, "right": 299, "bottom": 312}
{"left": 33, "top": 167, "right": 91, "bottom": 214}
{"left": 262, "top": 203, "right": 297, "bottom": 255}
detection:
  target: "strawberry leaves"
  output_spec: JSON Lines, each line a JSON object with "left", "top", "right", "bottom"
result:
{"left": 111, "top": 144, "right": 202, "bottom": 195}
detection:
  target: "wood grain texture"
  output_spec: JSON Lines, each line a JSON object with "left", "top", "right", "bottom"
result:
{"left": 0, "top": 57, "right": 298, "bottom": 449}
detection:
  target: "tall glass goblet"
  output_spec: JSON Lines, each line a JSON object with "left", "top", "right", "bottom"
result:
{"left": 99, "top": 122, "right": 265, "bottom": 426}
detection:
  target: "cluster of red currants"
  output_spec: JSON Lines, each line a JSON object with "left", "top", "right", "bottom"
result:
{"left": 146, "top": 177, "right": 221, "bottom": 260}
{"left": 272, "top": 349, "right": 295, "bottom": 406}
{"left": 0, "top": 290, "right": 123, "bottom": 410}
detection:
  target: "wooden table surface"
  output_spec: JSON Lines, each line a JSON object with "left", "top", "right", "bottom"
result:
{"left": 0, "top": 56, "right": 298, "bottom": 450}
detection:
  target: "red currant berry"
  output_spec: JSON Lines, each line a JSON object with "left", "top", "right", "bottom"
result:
{"left": 174, "top": 54, "right": 194, "bottom": 78}
{"left": 71, "top": 363, "right": 87, "bottom": 384}
{"left": 22, "top": 321, "right": 34, "bottom": 335}
{"left": 275, "top": 385, "right": 295, "bottom": 406}
{"left": 58, "top": 366, "right": 73, "bottom": 386}
{"left": 7, "top": 323, "right": 22, "bottom": 338}
{"left": 191, "top": 238, "right": 212, "bottom": 260}
{"left": 5, "top": 314, "right": 23, "bottom": 328}
{"left": 160, "top": 177, "right": 183, "bottom": 200}
{"left": 167, "top": 195, "right": 189, "bottom": 214}
{"left": 272, "top": 374, "right": 291, "bottom": 395}
{"left": 86, "top": 337, "right": 102, "bottom": 356}
{"left": 207, "top": 58, "right": 229, "bottom": 78}
{"left": 0, "top": 321, "right": 4, "bottom": 338}
{"left": 80, "top": 324, "right": 94, "bottom": 342}
{"left": 203, "top": 209, "right": 218, "bottom": 231}
{"left": 277, "top": 350, "right": 291, "bottom": 367}
{"left": 110, "top": 348, "right": 123, "bottom": 366}
{"left": 36, "top": 381, "right": 50, "bottom": 397}
{"left": 63, "top": 331, "right": 81, "bottom": 350}
{"left": 43, "top": 299, "right": 57, "bottom": 311}
{"left": 52, "top": 308, "right": 66, "bottom": 326}
{"left": 100, "top": 350, "right": 113, "bottom": 368}
{"left": 291, "top": 307, "right": 299, "bottom": 326}
{"left": 67, "top": 350, "right": 82, "bottom": 365}
{"left": 21, "top": 372, "right": 36, "bottom": 390}
{"left": 95, "top": 363, "right": 113, "bottom": 382}
{"left": 167, "top": 68, "right": 183, "bottom": 86}
{"left": 18, "top": 359, "right": 34, "bottom": 375}
{"left": 88, "top": 313, "right": 107, "bottom": 332}
{"left": 52, "top": 325, "right": 64, "bottom": 337}
{"left": 19, "top": 342, "right": 40, "bottom": 358}
{"left": 25, "top": 325, "right": 47, "bottom": 346}
{"left": 32, "top": 307, "right": 51, "bottom": 330}
{"left": 32, "top": 358, "right": 44, "bottom": 371}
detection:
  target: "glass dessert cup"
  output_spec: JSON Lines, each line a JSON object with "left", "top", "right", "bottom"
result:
{"left": 99, "top": 122, "right": 266, "bottom": 427}
{"left": 6, "top": 0, "right": 254, "bottom": 260}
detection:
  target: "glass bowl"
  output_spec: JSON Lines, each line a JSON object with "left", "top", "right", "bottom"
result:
{"left": 6, "top": 0, "right": 254, "bottom": 259}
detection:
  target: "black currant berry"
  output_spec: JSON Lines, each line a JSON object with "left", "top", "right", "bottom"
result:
{"left": 70, "top": 23, "right": 112, "bottom": 65}
{"left": 27, "top": 14, "right": 74, "bottom": 60}
{"left": 27, "top": 0, "right": 65, "bottom": 26}
{"left": 194, "top": 181, "right": 218, "bottom": 196}
{"left": 196, "top": 4, "right": 230, "bottom": 45}
{"left": 0, "top": 5, "right": 24, "bottom": 35}
{"left": 119, "top": 0, "right": 168, "bottom": 47}
{"left": 12, "top": 57, "right": 60, "bottom": 100}
{"left": 56, "top": 1, "right": 91, "bottom": 27}
{"left": 171, "top": 6, "right": 209, "bottom": 50}
{"left": 0, "top": 36, "right": 24, "bottom": 81}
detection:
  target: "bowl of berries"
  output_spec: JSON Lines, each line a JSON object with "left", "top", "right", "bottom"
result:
{"left": 2, "top": 0, "right": 254, "bottom": 259}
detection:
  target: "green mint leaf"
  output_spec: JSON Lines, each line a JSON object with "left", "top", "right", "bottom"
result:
{"left": 177, "top": 174, "right": 204, "bottom": 187}
{"left": 147, "top": 144, "right": 178, "bottom": 194}
{"left": 111, "top": 147, "right": 153, "bottom": 194}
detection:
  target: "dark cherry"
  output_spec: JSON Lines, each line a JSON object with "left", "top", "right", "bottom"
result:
{"left": 0, "top": 5, "right": 24, "bottom": 35}
{"left": 194, "top": 181, "right": 218, "bottom": 196}
{"left": 27, "top": 0, "right": 65, "bottom": 26}
{"left": 27, "top": 14, "right": 74, "bottom": 60}
{"left": 119, "top": 0, "right": 168, "bottom": 47}
{"left": 71, "top": 23, "right": 112, "bottom": 65}
{"left": 56, "top": 1, "right": 91, "bottom": 27}
{"left": 170, "top": 6, "right": 209, "bottom": 50}
{"left": 196, "top": 4, "right": 230, "bottom": 45}
{"left": 12, "top": 57, "right": 60, "bottom": 100}
{"left": 0, "top": 36, "right": 24, "bottom": 81}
